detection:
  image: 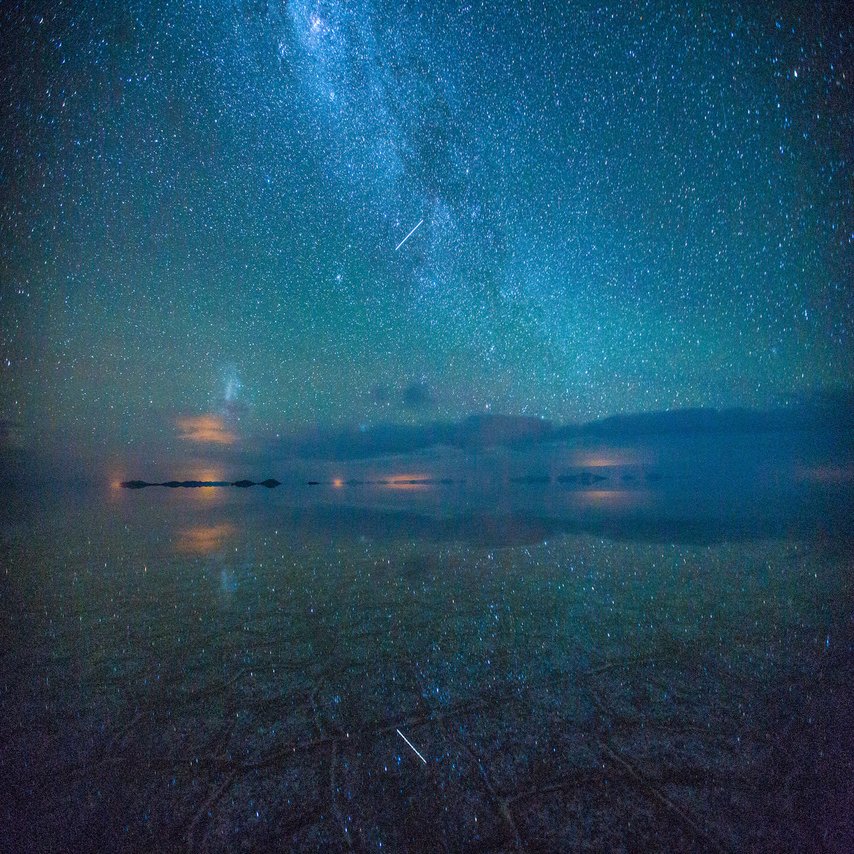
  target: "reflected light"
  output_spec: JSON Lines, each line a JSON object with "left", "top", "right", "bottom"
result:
{"left": 565, "top": 489, "right": 651, "bottom": 509}
{"left": 176, "top": 523, "right": 237, "bottom": 555}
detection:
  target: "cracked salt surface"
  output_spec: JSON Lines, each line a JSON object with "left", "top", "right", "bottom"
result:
{"left": 1, "top": 485, "right": 851, "bottom": 851}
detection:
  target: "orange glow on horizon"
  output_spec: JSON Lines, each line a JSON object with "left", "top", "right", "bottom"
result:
{"left": 569, "top": 448, "right": 651, "bottom": 468}
{"left": 384, "top": 473, "right": 430, "bottom": 491}
{"left": 106, "top": 470, "right": 127, "bottom": 500}
{"left": 176, "top": 414, "right": 236, "bottom": 445}
{"left": 187, "top": 468, "right": 227, "bottom": 501}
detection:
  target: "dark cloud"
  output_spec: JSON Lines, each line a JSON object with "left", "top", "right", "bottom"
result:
{"left": 370, "top": 382, "right": 437, "bottom": 410}
{"left": 267, "top": 395, "right": 854, "bottom": 461}
{"left": 273, "top": 414, "right": 554, "bottom": 460}
{"left": 401, "top": 382, "right": 435, "bottom": 409}
{"left": 371, "top": 385, "right": 391, "bottom": 405}
{"left": 564, "top": 394, "right": 854, "bottom": 439}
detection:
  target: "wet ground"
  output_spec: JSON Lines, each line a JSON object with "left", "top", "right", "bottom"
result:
{"left": 2, "top": 482, "right": 852, "bottom": 852}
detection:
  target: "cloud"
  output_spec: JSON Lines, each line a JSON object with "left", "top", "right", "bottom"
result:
{"left": 371, "top": 384, "right": 391, "bottom": 404}
{"left": 401, "top": 382, "right": 435, "bottom": 409}
{"left": 176, "top": 414, "right": 237, "bottom": 445}
{"left": 563, "top": 394, "right": 854, "bottom": 438}
{"left": 370, "top": 382, "right": 437, "bottom": 410}
{"left": 273, "top": 414, "right": 554, "bottom": 460}
{"left": 264, "top": 392, "right": 854, "bottom": 462}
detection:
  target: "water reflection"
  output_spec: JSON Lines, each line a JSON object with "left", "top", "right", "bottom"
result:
{"left": 134, "top": 468, "right": 846, "bottom": 551}
{"left": 175, "top": 522, "right": 237, "bottom": 555}
{"left": 795, "top": 463, "right": 854, "bottom": 485}
{"left": 560, "top": 488, "right": 652, "bottom": 509}
{"left": 3, "top": 440, "right": 852, "bottom": 852}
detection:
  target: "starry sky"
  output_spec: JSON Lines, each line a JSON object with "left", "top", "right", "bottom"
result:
{"left": 0, "top": 1, "right": 851, "bottom": 462}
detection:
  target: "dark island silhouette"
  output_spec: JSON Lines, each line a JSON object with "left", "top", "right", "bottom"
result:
{"left": 120, "top": 473, "right": 646, "bottom": 490}
{"left": 121, "top": 477, "right": 470, "bottom": 489}
{"left": 121, "top": 479, "right": 281, "bottom": 489}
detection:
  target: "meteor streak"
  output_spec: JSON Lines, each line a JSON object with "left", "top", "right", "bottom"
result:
{"left": 395, "top": 219, "right": 424, "bottom": 250}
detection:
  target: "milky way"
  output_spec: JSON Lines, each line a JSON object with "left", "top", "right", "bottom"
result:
{"left": 0, "top": 1, "right": 851, "bottom": 456}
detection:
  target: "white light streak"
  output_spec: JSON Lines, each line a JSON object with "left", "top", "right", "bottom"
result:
{"left": 396, "top": 728, "right": 427, "bottom": 764}
{"left": 395, "top": 219, "right": 424, "bottom": 251}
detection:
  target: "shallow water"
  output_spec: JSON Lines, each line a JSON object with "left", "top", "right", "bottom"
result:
{"left": 2, "top": 473, "right": 852, "bottom": 852}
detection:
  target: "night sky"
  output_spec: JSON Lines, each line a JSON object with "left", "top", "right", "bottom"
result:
{"left": 0, "top": 1, "right": 851, "bottom": 462}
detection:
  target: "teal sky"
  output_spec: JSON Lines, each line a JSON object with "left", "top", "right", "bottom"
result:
{"left": 1, "top": 1, "right": 851, "bottom": 461}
